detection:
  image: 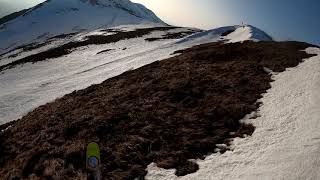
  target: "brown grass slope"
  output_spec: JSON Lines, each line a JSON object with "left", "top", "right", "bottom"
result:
{"left": 145, "top": 30, "right": 200, "bottom": 42}
{"left": 0, "top": 41, "right": 317, "bottom": 179}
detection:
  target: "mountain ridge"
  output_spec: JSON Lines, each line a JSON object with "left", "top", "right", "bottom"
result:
{"left": 0, "top": 8, "right": 30, "bottom": 26}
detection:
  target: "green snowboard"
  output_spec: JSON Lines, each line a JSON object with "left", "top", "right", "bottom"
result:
{"left": 86, "top": 142, "right": 101, "bottom": 180}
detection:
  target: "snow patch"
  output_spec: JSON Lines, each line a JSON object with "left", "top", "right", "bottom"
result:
{"left": 146, "top": 47, "right": 320, "bottom": 180}
{"left": 263, "top": 67, "right": 273, "bottom": 75}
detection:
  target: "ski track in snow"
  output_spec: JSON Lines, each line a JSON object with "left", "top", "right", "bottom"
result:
{"left": 146, "top": 47, "right": 320, "bottom": 180}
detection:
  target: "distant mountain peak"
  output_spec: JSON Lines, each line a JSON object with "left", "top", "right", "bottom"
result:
{"left": 177, "top": 25, "right": 272, "bottom": 44}
{"left": 0, "top": 0, "right": 165, "bottom": 53}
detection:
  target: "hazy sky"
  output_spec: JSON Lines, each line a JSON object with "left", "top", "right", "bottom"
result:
{"left": 131, "top": 0, "right": 320, "bottom": 45}
{"left": 0, "top": 0, "right": 319, "bottom": 45}
{"left": 0, "top": 0, "right": 45, "bottom": 16}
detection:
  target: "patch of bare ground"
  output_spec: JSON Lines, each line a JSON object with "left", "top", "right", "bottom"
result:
{"left": 99, "top": 29, "right": 124, "bottom": 33}
{"left": 1, "top": 32, "right": 81, "bottom": 59}
{"left": 221, "top": 29, "right": 236, "bottom": 36}
{"left": 47, "top": 32, "right": 79, "bottom": 40}
{"left": 0, "top": 41, "right": 317, "bottom": 179}
{"left": 1, "top": 41, "right": 55, "bottom": 59}
{"left": 5, "top": 42, "right": 53, "bottom": 59}
{"left": 96, "top": 49, "right": 114, "bottom": 55}
{"left": 145, "top": 30, "right": 200, "bottom": 42}
{"left": 0, "top": 27, "right": 176, "bottom": 72}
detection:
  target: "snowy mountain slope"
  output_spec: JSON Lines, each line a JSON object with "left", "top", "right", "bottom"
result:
{"left": 0, "top": 24, "right": 273, "bottom": 124}
{"left": 0, "top": 0, "right": 165, "bottom": 54}
{"left": 0, "top": 24, "right": 270, "bottom": 68}
{"left": 146, "top": 47, "right": 320, "bottom": 180}
{"left": 0, "top": 26, "right": 195, "bottom": 124}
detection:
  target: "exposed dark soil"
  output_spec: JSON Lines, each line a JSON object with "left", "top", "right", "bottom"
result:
{"left": 96, "top": 49, "right": 114, "bottom": 55}
{"left": 0, "top": 42, "right": 51, "bottom": 59}
{"left": 0, "top": 27, "right": 176, "bottom": 72}
{"left": 0, "top": 120, "right": 16, "bottom": 132}
{"left": 99, "top": 29, "right": 124, "bottom": 33}
{"left": 1, "top": 32, "right": 78, "bottom": 59}
{"left": 20, "top": 42, "right": 48, "bottom": 52}
{"left": 145, "top": 30, "right": 200, "bottom": 42}
{"left": 221, "top": 29, "right": 236, "bottom": 36}
{"left": 2, "top": 41, "right": 54, "bottom": 59}
{"left": 0, "top": 41, "right": 316, "bottom": 179}
{"left": 47, "top": 32, "right": 79, "bottom": 40}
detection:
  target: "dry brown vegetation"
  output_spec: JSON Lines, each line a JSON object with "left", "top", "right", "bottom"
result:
{"left": 145, "top": 30, "right": 200, "bottom": 42}
{"left": 0, "top": 41, "right": 316, "bottom": 179}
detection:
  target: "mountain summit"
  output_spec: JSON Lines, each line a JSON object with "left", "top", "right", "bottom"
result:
{"left": 178, "top": 25, "right": 273, "bottom": 44}
{"left": 0, "top": 0, "right": 165, "bottom": 53}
